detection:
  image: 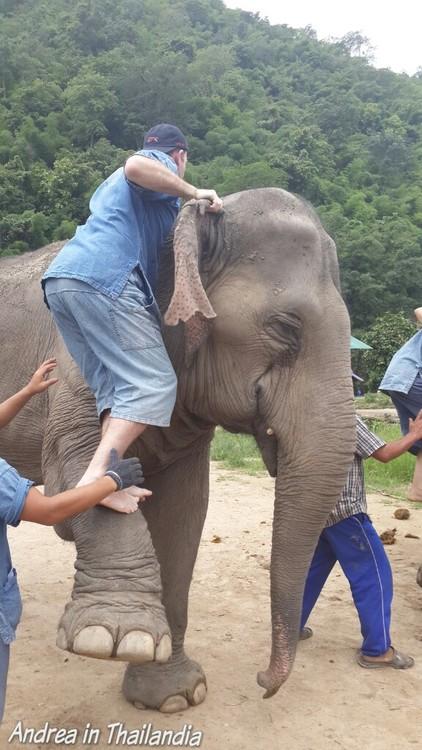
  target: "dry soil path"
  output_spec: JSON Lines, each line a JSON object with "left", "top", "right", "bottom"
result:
{"left": 1, "top": 465, "right": 421, "bottom": 749}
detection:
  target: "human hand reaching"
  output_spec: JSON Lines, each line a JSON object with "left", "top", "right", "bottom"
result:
{"left": 408, "top": 409, "right": 422, "bottom": 441}
{"left": 105, "top": 449, "right": 145, "bottom": 491}
{"left": 26, "top": 358, "right": 58, "bottom": 396}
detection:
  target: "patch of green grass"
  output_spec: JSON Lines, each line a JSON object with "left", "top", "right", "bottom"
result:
{"left": 355, "top": 391, "right": 392, "bottom": 408}
{"left": 211, "top": 428, "right": 265, "bottom": 474}
{"left": 211, "top": 422, "right": 416, "bottom": 498}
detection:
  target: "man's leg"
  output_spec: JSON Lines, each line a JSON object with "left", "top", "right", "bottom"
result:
{"left": 83, "top": 277, "right": 177, "bottom": 500}
{"left": 408, "top": 451, "right": 422, "bottom": 502}
{"left": 78, "top": 417, "right": 148, "bottom": 512}
{"left": 327, "top": 514, "right": 412, "bottom": 665}
{"left": 300, "top": 531, "right": 337, "bottom": 629}
{"left": 79, "top": 417, "right": 146, "bottom": 481}
{"left": 46, "top": 288, "right": 147, "bottom": 513}
{"left": 45, "top": 276, "right": 176, "bottom": 513}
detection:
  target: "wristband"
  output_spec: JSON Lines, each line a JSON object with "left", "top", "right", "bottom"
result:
{"left": 105, "top": 470, "right": 123, "bottom": 491}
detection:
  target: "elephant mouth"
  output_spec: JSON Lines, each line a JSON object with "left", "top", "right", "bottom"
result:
{"left": 252, "top": 418, "right": 278, "bottom": 476}
{"left": 216, "top": 416, "right": 278, "bottom": 477}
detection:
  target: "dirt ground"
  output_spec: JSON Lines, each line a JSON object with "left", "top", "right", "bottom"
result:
{"left": 1, "top": 464, "right": 422, "bottom": 749}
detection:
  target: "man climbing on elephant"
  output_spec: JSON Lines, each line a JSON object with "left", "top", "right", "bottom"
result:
{"left": 1, "top": 185, "right": 355, "bottom": 707}
{"left": 42, "top": 123, "right": 223, "bottom": 514}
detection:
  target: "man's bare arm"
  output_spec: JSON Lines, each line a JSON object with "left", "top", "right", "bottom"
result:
{"left": 124, "top": 155, "right": 223, "bottom": 212}
{"left": 125, "top": 154, "right": 196, "bottom": 199}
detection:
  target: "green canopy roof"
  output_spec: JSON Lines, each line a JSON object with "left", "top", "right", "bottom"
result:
{"left": 351, "top": 335, "right": 372, "bottom": 350}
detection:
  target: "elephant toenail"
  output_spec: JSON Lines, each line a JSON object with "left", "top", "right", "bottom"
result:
{"left": 155, "top": 635, "right": 172, "bottom": 663}
{"left": 73, "top": 626, "right": 114, "bottom": 658}
{"left": 56, "top": 628, "right": 68, "bottom": 651}
{"left": 160, "top": 695, "right": 189, "bottom": 713}
{"left": 116, "top": 631, "right": 155, "bottom": 662}
{"left": 192, "top": 682, "right": 207, "bottom": 705}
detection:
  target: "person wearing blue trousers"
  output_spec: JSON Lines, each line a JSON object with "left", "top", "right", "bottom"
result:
{"left": 300, "top": 412, "right": 422, "bottom": 668}
{"left": 0, "top": 360, "right": 145, "bottom": 721}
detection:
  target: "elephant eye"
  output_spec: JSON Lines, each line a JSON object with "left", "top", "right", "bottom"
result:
{"left": 263, "top": 312, "right": 302, "bottom": 364}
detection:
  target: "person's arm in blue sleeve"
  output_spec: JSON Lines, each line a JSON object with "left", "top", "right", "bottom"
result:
{"left": 124, "top": 152, "right": 223, "bottom": 212}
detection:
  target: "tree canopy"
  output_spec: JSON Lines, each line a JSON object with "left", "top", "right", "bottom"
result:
{"left": 0, "top": 0, "right": 421, "bottom": 333}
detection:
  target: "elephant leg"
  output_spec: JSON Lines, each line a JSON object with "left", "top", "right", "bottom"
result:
{"left": 42, "top": 382, "right": 171, "bottom": 664}
{"left": 123, "top": 438, "right": 211, "bottom": 713}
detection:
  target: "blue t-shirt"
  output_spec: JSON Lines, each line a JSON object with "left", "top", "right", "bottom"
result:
{"left": 0, "top": 459, "right": 32, "bottom": 644}
{"left": 379, "top": 330, "right": 422, "bottom": 394}
{"left": 42, "top": 150, "right": 180, "bottom": 300}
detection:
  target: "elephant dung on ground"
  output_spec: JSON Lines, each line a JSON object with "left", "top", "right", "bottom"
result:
{"left": 0, "top": 187, "right": 355, "bottom": 710}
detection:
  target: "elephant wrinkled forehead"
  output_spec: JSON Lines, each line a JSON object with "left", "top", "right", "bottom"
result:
{"left": 226, "top": 200, "right": 321, "bottom": 270}
{"left": 224, "top": 188, "right": 313, "bottom": 215}
{"left": 225, "top": 188, "right": 320, "bottom": 239}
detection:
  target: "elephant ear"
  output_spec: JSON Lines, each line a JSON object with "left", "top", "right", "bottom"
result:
{"left": 164, "top": 201, "right": 217, "bottom": 363}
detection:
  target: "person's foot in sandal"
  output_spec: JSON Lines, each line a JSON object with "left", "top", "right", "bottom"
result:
{"left": 299, "top": 626, "right": 313, "bottom": 641}
{"left": 357, "top": 646, "right": 414, "bottom": 669}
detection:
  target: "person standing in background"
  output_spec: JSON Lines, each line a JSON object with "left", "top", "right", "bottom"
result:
{"left": 379, "top": 307, "right": 422, "bottom": 502}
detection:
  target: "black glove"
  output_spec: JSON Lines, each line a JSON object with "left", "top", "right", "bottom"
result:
{"left": 105, "top": 449, "right": 144, "bottom": 491}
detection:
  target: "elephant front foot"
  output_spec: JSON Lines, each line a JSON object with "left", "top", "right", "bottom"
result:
{"left": 56, "top": 591, "right": 171, "bottom": 664}
{"left": 122, "top": 655, "right": 207, "bottom": 712}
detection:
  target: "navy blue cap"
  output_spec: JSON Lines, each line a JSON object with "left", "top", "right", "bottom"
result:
{"left": 143, "top": 123, "right": 188, "bottom": 154}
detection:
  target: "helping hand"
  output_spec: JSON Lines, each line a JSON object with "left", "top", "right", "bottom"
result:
{"left": 105, "top": 449, "right": 145, "bottom": 491}
{"left": 408, "top": 409, "right": 422, "bottom": 440}
{"left": 26, "top": 358, "right": 58, "bottom": 395}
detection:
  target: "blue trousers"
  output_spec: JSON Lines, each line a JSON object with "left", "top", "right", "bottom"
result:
{"left": 301, "top": 514, "right": 393, "bottom": 656}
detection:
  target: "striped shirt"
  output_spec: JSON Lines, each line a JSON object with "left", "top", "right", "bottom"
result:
{"left": 326, "top": 416, "right": 385, "bottom": 527}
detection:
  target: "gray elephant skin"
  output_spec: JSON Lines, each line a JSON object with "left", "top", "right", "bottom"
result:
{"left": 0, "top": 188, "right": 355, "bottom": 712}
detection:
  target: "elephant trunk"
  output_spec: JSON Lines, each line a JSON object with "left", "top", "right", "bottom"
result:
{"left": 257, "top": 380, "right": 355, "bottom": 698}
{"left": 257, "top": 467, "right": 315, "bottom": 697}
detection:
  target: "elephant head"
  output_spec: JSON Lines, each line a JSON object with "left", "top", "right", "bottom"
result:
{"left": 160, "top": 188, "right": 355, "bottom": 697}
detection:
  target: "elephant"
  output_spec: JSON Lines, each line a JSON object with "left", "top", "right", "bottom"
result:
{"left": 0, "top": 187, "right": 355, "bottom": 711}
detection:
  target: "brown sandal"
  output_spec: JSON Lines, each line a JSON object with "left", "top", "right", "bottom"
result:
{"left": 357, "top": 647, "right": 414, "bottom": 669}
{"left": 299, "top": 627, "right": 313, "bottom": 641}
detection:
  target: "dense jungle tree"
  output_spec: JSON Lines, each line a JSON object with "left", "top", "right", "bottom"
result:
{"left": 0, "top": 0, "right": 421, "bottom": 338}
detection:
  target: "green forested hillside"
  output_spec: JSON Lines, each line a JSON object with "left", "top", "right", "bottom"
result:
{"left": 0, "top": 0, "right": 421, "bottom": 330}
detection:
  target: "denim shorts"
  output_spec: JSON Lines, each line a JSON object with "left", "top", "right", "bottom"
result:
{"left": 45, "top": 272, "right": 177, "bottom": 427}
